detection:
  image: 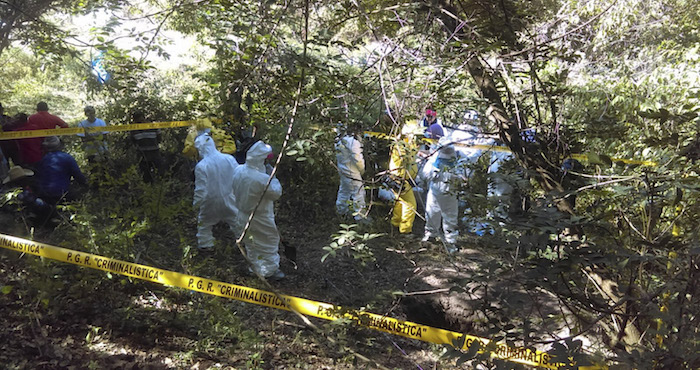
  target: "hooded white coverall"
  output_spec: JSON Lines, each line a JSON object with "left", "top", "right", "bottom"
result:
{"left": 232, "top": 141, "right": 283, "bottom": 277}
{"left": 193, "top": 134, "right": 240, "bottom": 250}
{"left": 487, "top": 146, "right": 514, "bottom": 220}
{"left": 335, "top": 134, "right": 366, "bottom": 219}
{"left": 420, "top": 142, "right": 459, "bottom": 244}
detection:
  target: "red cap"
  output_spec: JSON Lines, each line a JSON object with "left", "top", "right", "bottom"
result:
{"left": 266, "top": 153, "right": 275, "bottom": 160}
{"left": 425, "top": 109, "right": 436, "bottom": 117}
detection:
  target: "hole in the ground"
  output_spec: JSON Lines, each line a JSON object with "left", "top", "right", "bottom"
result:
{"left": 402, "top": 296, "right": 467, "bottom": 333}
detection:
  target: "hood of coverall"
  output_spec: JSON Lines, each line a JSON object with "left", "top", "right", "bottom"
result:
{"left": 246, "top": 141, "right": 272, "bottom": 172}
{"left": 195, "top": 118, "right": 214, "bottom": 131}
{"left": 194, "top": 133, "right": 218, "bottom": 159}
{"left": 195, "top": 118, "right": 213, "bottom": 137}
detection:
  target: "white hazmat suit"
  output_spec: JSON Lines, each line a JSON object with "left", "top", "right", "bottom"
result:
{"left": 232, "top": 141, "right": 283, "bottom": 278}
{"left": 335, "top": 134, "right": 366, "bottom": 219}
{"left": 420, "top": 140, "right": 460, "bottom": 247}
{"left": 193, "top": 134, "right": 240, "bottom": 250}
{"left": 487, "top": 147, "right": 514, "bottom": 222}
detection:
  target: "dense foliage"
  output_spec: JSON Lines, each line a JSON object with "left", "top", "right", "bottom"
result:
{"left": 0, "top": 0, "right": 697, "bottom": 368}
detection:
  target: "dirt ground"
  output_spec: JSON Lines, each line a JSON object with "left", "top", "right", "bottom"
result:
{"left": 0, "top": 188, "right": 550, "bottom": 369}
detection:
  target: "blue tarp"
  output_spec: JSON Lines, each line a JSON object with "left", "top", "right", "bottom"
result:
{"left": 91, "top": 52, "right": 110, "bottom": 83}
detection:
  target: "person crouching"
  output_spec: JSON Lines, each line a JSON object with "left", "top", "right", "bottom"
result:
{"left": 33, "top": 136, "right": 87, "bottom": 224}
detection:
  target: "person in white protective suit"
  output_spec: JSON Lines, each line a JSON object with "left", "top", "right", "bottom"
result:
{"left": 335, "top": 128, "right": 367, "bottom": 220}
{"left": 453, "top": 118, "right": 499, "bottom": 236}
{"left": 232, "top": 141, "right": 285, "bottom": 279}
{"left": 486, "top": 145, "right": 514, "bottom": 222}
{"left": 193, "top": 134, "right": 240, "bottom": 252}
{"left": 420, "top": 138, "right": 460, "bottom": 253}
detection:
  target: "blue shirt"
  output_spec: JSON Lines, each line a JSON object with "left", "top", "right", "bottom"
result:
{"left": 77, "top": 118, "right": 107, "bottom": 136}
{"left": 425, "top": 123, "right": 444, "bottom": 139}
{"left": 78, "top": 118, "right": 108, "bottom": 154}
{"left": 35, "top": 151, "right": 87, "bottom": 198}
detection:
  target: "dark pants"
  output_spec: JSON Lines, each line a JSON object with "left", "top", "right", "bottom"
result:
{"left": 23, "top": 193, "right": 61, "bottom": 227}
{"left": 139, "top": 150, "right": 163, "bottom": 183}
{"left": 1, "top": 140, "right": 20, "bottom": 166}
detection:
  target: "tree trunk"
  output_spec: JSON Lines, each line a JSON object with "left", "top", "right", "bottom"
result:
{"left": 465, "top": 44, "right": 573, "bottom": 213}
{"left": 434, "top": 0, "right": 641, "bottom": 348}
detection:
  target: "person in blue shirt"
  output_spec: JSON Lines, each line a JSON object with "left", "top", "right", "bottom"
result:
{"left": 27, "top": 136, "right": 87, "bottom": 226}
{"left": 35, "top": 136, "right": 87, "bottom": 205}
{"left": 421, "top": 108, "right": 444, "bottom": 140}
{"left": 77, "top": 106, "right": 108, "bottom": 162}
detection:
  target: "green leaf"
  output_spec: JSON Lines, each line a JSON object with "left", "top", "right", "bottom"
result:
{"left": 452, "top": 334, "right": 467, "bottom": 349}
{"left": 463, "top": 339, "right": 481, "bottom": 361}
{"left": 587, "top": 153, "right": 602, "bottom": 165}
{"left": 1, "top": 285, "right": 12, "bottom": 294}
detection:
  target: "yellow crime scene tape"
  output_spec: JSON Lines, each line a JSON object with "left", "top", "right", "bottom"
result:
{"left": 0, "top": 120, "right": 197, "bottom": 141}
{"left": 568, "top": 153, "right": 657, "bottom": 167}
{"left": 364, "top": 131, "right": 656, "bottom": 166}
{"left": 0, "top": 123, "right": 655, "bottom": 168}
{"left": 0, "top": 233, "right": 605, "bottom": 369}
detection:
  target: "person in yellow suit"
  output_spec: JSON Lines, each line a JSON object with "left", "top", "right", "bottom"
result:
{"left": 182, "top": 118, "right": 237, "bottom": 160}
{"left": 389, "top": 132, "right": 419, "bottom": 236}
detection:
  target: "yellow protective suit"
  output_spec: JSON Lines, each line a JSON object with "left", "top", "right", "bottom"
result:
{"left": 182, "top": 118, "right": 237, "bottom": 160}
{"left": 389, "top": 137, "right": 419, "bottom": 234}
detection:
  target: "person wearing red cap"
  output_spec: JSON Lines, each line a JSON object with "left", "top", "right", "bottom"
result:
{"left": 421, "top": 108, "right": 444, "bottom": 140}
{"left": 421, "top": 108, "right": 437, "bottom": 127}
